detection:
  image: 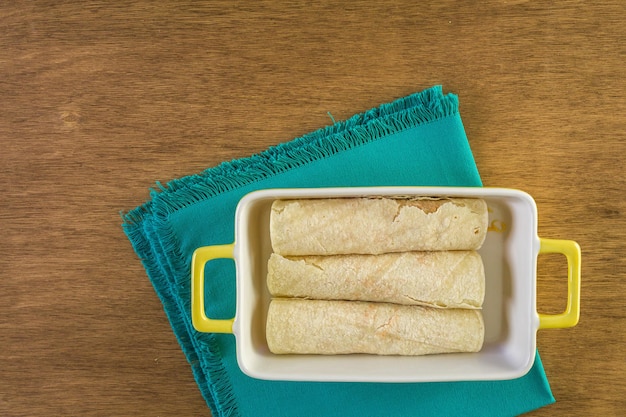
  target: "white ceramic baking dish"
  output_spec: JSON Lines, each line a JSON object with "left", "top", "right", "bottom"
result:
{"left": 191, "top": 187, "right": 581, "bottom": 382}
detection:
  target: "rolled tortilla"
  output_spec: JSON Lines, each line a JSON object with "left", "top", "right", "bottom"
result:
{"left": 270, "top": 197, "right": 488, "bottom": 255}
{"left": 267, "top": 251, "right": 485, "bottom": 308}
{"left": 266, "top": 299, "right": 484, "bottom": 355}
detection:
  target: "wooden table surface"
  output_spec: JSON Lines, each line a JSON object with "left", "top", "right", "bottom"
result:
{"left": 2, "top": 1, "right": 625, "bottom": 416}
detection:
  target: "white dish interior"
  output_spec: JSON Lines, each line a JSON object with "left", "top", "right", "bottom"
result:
{"left": 232, "top": 187, "right": 540, "bottom": 382}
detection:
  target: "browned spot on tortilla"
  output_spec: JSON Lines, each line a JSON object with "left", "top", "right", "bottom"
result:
{"left": 400, "top": 199, "right": 448, "bottom": 214}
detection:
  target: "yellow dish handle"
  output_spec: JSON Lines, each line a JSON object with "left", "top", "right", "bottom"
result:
{"left": 537, "top": 238, "right": 581, "bottom": 329}
{"left": 191, "top": 243, "right": 235, "bottom": 334}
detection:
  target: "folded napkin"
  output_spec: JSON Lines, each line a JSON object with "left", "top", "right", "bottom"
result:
{"left": 122, "top": 86, "right": 555, "bottom": 417}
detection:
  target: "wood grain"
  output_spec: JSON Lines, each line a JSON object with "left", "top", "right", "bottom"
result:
{"left": 1, "top": 1, "right": 625, "bottom": 416}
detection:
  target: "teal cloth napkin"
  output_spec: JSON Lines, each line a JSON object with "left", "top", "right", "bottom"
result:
{"left": 122, "top": 86, "right": 555, "bottom": 417}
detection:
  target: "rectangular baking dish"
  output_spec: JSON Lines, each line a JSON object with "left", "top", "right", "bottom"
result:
{"left": 191, "top": 187, "right": 581, "bottom": 382}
